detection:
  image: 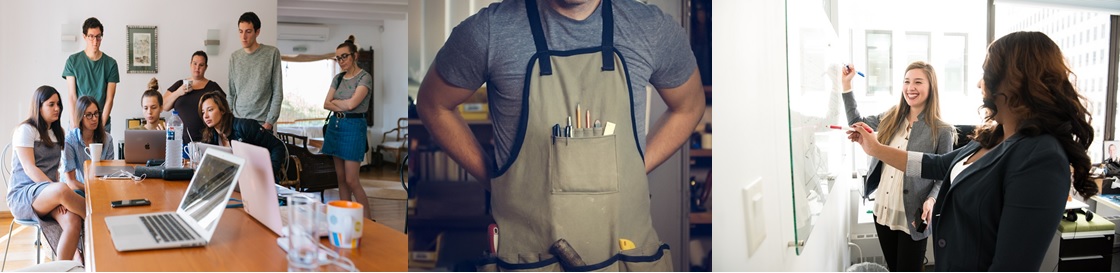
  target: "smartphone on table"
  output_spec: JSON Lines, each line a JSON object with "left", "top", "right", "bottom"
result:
{"left": 111, "top": 199, "right": 151, "bottom": 208}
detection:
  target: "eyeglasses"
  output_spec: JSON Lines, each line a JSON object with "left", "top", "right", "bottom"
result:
{"left": 83, "top": 113, "right": 99, "bottom": 120}
{"left": 86, "top": 34, "right": 103, "bottom": 41}
{"left": 334, "top": 53, "right": 352, "bottom": 62}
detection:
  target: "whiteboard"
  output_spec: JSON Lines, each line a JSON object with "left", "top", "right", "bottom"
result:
{"left": 785, "top": 1, "right": 848, "bottom": 254}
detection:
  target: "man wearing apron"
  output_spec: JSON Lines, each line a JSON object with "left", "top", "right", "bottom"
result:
{"left": 417, "top": 0, "right": 705, "bottom": 270}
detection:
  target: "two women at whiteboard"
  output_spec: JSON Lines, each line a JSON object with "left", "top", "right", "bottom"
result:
{"left": 848, "top": 31, "right": 1097, "bottom": 271}
{"left": 841, "top": 61, "right": 954, "bottom": 272}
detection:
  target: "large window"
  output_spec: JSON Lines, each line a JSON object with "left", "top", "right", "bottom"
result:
{"left": 279, "top": 60, "right": 336, "bottom": 123}
{"left": 995, "top": 4, "right": 1113, "bottom": 162}
{"left": 866, "top": 30, "right": 893, "bottom": 96}
{"left": 942, "top": 33, "right": 968, "bottom": 95}
{"left": 905, "top": 32, "right": 931, "bottom": 63}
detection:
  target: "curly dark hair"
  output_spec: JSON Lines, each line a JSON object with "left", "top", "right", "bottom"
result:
{"left": 974, "top": 31, "right": 1096, "bottom": 199}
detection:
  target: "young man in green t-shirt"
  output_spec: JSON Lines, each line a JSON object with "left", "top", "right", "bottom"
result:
{"left": 62, "top": 17, "right": 120, "bottom": 132}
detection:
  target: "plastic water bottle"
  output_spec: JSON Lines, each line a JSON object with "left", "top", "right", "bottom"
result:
{"left": 165, "top": 110, "right": 184, "bottom": 168}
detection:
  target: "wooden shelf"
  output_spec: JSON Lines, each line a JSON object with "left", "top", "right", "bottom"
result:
{"left": 689, "top": 212, "right": 712, "bottom": 224}
{"left": 690, "top": 149, "right": 712, "bottom": 158}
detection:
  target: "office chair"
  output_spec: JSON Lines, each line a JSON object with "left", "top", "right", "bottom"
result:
{"left": 0, "top": 143, "right": 49, "bottom": 271}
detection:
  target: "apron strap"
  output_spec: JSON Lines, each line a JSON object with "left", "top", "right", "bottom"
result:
{"left": 525, "top": 0, "right": 553, "bottom": 75}
{"left": 601, "top": 0, "right": 615, "bottom": 71}
{"left": 525, "top": 0, "right": 616, "bottom": 75}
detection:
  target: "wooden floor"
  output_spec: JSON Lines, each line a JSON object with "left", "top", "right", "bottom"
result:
{"left": 0, "top": 216, "right": 58, "bottom": 272}
{"left": 0, "top": 163, "right": 408, "bottom": 271}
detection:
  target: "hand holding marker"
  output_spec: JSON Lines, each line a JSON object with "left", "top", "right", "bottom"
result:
{"left": 842, "top": 64, "right": 864, "bottom": 76}
{"left": 829, "top": 124, "right": 872, "bottom": 133}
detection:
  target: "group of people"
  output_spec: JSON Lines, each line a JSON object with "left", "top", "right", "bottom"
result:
{"left": 843, "top": 31, "right": 1097, "bottom": 271}
{"left": 8, "top": 12, "right": 374, "bottom": 262}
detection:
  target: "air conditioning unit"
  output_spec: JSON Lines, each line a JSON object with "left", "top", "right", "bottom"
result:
{"left": 278, "top": 23, "right": 329, "bottom": 41}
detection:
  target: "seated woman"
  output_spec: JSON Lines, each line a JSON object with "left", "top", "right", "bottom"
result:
{"left": 198, "top": 91, "right": 287, "bottom": 182}
{"left": 62, "top": 96, "right": 114, "bottom": 197}
{"left": 8, "top": 86, "right": 86, "bottom": 261}
{"left": 140, "top": 78, "right": 165, "bottom": 130}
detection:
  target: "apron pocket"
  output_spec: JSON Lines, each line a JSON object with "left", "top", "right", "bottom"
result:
{"left": 548, "top": 135, "right": 619, "bottom": 194}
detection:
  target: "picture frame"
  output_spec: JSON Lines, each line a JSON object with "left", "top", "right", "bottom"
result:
{"left": 126, "top": 25, "right": 158, "bottom": 73}
{"left": 1105, "top": 140, "right": 1119, "bottom": 164}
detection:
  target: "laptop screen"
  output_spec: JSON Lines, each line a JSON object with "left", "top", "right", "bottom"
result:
{"left": 179, "top": 152, "right": 241, "bottom": 233}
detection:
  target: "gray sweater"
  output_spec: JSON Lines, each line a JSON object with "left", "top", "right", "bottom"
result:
{"left": 228, "top": 44, "right": 284, "bottom": 125}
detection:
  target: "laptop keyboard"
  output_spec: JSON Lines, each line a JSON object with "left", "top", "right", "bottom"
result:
{"left": 139, "top": 214, "right": 197, "bottom": 243}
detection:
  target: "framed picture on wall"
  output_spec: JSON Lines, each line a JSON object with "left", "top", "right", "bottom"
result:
{"left": 1106, "top": 140, "right": 1119, "bottom": 164}
{"left": 126, "top": 25, "right": 157, "bottom": 73}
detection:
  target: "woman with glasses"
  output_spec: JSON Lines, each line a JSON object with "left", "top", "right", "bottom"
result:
{"left": 164, "top": 51, "right": 225, "bottom": 144}
{"left": 9, "top": 86, "right": 86, "bottom": 261}
{"left": 140, "top": 78, "right": 165, "bottom": 130}
{"left": 321, "top": 35, "right": 373, "bottom": 219}
{"left": 62, "top": 96, "right": 114, "bottom": 196}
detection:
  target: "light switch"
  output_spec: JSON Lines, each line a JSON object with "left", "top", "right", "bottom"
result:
{"left": 743, "top": 177, "right": 765, "bottom": 257}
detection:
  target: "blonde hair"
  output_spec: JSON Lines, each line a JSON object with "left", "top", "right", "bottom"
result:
{"left": 875, "top": 61, "right": 947, "bottom": 146}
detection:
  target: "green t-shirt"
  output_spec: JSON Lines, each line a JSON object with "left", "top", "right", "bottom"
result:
{"left": 61, "top": 51, "right": 120, "bottom": 107}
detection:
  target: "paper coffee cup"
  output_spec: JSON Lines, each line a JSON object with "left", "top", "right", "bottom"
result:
{"left": 86, "top": 143, "right": 103, "bottom": 163}
{"left": 327, "top": 200, "right": 364, "bottom": 248}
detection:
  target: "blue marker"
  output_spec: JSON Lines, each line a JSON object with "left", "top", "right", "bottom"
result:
{"left": 845, "top": 65, "right": 866, "bottom": 77}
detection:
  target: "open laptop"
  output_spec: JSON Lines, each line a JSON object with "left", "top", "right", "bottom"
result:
{"left": 103, "top": 149, "right": 245, "bottom": 251}
{"left": 231, "top": 141, "right": 283, "bottom": 235}
{"left": 124, "top": 130, "right": 167, "bottom": 164}
{"left": 188, "top": 142, "right": 232, "bottom": 162}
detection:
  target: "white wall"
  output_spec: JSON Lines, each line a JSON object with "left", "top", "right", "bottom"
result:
{"left": 275, "top": 19, "right": 410, "bottom": 134}
{"left": 713, "top": 0, "right": 853, "bottom": 271}
{"left": 0, "top": 0, "right": 277, "bottom": 212}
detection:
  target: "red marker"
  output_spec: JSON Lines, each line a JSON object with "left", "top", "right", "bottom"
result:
{"left": 829, "top": 125, "right": 873, "bottom": 133}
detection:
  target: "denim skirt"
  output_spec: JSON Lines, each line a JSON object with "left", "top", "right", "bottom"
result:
{"left": 321, "top": 115, "right": 368, "bottom": 162}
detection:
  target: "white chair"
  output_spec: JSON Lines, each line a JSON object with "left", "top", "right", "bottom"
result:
{"left": 0, "top": 144, "right": 49, "bottom": 271}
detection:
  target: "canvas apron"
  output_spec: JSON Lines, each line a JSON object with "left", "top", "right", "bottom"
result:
{"left": 479, "top": 0, "right": 671, "bottom": 271}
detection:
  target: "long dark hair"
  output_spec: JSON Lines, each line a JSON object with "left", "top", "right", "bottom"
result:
{"left": 76, "top": 96, "right": 106, "bottom": 144}
{"left": 23, "top": 86, "right": 65, "bottom": 147}
{"left": 974, "top": 31, "right": 1096, "bottom": 199}
{"left": 198, "top": 91, "right": 233, "bottom": 144}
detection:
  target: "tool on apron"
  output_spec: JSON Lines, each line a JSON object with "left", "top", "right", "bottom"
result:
{"left": 478, "top": 0, "right": 672, "bottom": 271}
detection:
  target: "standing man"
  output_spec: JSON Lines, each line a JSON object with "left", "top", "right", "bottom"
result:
{"left": 417, "top": 0, "right": 705, "bottom": 271}
{"left": 229, "top": 11, "right": 283, "bottom": 131}
{"left": 63, "top": 17, "right": 120, "bottom": 132}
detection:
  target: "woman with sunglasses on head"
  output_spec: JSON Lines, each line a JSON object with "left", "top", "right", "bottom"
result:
{"left": 198, "top": 91, "right": 287, "bottom": 183}
{"left": 321, "top": 35, "right": 373, "bottom": 219}
{"left": 61, "top": 96, "right": 114, "bottom": 197}
{"left": 840, "top": 61, "right": 955, "bottom": 272}
{"left": 9, "top": 86, "right": 86, "bottom": 261}
{"left": 849, "top": 31, "right": 1096, "bottom": 271}
{"left": 164, "top": 51, "right": 225, "bottom": 144}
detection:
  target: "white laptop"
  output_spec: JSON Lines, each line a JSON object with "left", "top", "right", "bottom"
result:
{"left": 103, "top": 149, "right": 245, "bottom": 251}
{"left": 123, "top": 130, "right": 167, "bottom": 164}
{"left": 230, "top": 141, "right": 283, "bottom": 235}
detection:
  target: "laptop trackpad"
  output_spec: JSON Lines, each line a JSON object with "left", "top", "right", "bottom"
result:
{"left": 115, "top": 224, "right": 144, "bottom": 235}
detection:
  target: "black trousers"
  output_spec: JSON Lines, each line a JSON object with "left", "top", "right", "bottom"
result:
{"left": 873, "top": 215, "right": 928, "bottom": 272}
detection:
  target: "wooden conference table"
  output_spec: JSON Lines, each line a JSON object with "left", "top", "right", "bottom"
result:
{"left": 83, "top": 160, "right": 406, "bottom": 271}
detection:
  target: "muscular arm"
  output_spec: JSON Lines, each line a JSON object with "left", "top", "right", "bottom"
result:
{"left": 644, "top": 69, "right": 706, "bottom": 173}
{"left": 417, "top": 65, "right": 490, "bottom": 180}
{"left": 102, "top": 82, "right": 117, "bottom": 127}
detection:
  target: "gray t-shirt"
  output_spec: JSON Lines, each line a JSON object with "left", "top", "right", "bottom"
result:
{"left": 229, "top": 44, "right": 284, "bottom": 125}
{"left": 434, "top": 0, "right": 697, "bottom": 167}
{"left": 330, "top": 70, "right": 374, "bottom": 114}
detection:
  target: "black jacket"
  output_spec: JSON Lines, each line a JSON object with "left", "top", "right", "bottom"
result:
{"left": 207, "top": 118, "right": 287, "bottom": 182}
{"left": 914, "top": 134, "right": 1069, "bottom": 271}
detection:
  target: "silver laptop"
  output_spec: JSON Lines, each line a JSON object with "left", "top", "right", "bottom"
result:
{"left": 124, "top": 130, "right": 167, "bottom": 164}
{"left": 103, "top": 149, "right": 245, "bottom": 251}
{"left": 230, "top": 141, "right": 283, "bottom": 235}
{"left": 187, "top": 142, "right": 232, "bottom": 162}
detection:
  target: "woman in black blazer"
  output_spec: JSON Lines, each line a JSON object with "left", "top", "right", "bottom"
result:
{"left": 847, "top": 31, "right": 1097, "bottom": 271}
{"left": 197, "top": 91, "right": 288, "bottom": 183}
